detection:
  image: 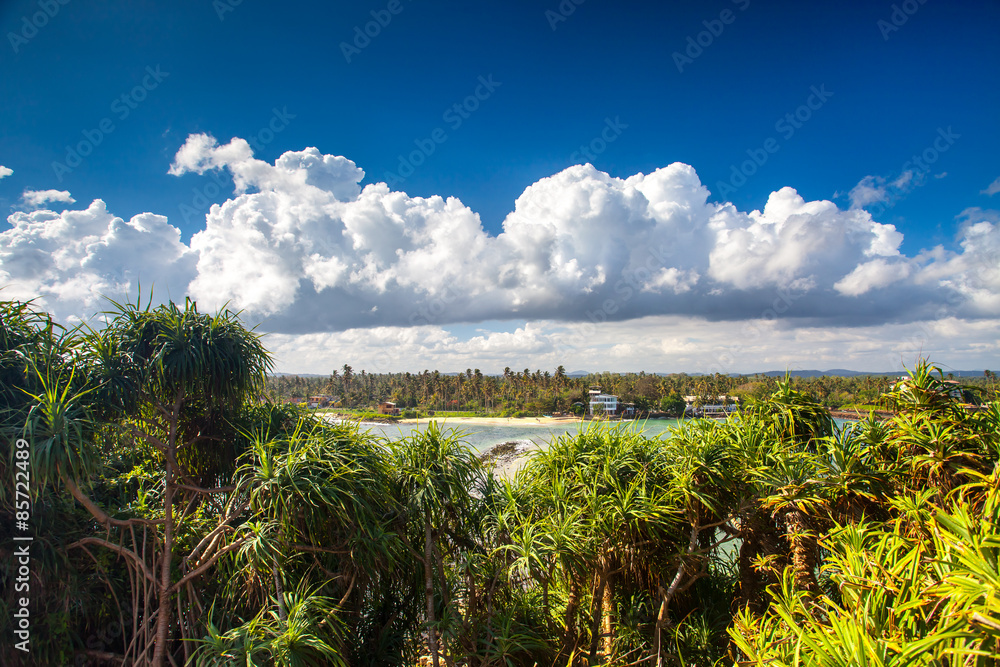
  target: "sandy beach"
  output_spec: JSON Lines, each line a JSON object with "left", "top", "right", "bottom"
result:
{"left": 397, "top": 415, "right": 585, "bottom": 427}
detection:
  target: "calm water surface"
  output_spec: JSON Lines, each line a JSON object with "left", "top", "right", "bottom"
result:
{"left": 356, "top": 419, "right": 680, "bottom": 452}
{"left": 349, "top": 417, "right": 856, "bottom": 453}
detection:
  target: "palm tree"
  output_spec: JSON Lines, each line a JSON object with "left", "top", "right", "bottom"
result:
{"left": 474, "top": 369, "right": 483, "bottom": 410}
{"left": 341, "top": 364, "right": 354, "bottom": 403}
{"left": 326, "top": 369, "right": 340, "bottom": 396}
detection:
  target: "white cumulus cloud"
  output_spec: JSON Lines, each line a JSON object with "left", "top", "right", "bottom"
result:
{"left": 0, "top": 199, "right": 196, "bottom": 320}
{"left": 0, "top": 166, "right": 12, "bottom": 179}
{"left": 834, "top": 258, "right": 912, "bottom": 296}
{"left": 22, "top": 189, "right": 75, "bottom": 209}
{"left": 262, "top": 314, "right": 1000, "bottom": 375}
{"left": 3, "top": 133, "right": 999, "bottom": 346}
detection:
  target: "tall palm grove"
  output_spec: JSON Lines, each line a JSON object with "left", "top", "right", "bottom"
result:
{"left": 1, "top": 297, "right": 998, "bottom": 666}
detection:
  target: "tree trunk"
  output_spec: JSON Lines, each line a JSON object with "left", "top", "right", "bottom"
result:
{"left": 542, "top": 565, "right": 552, "bottom": 619}
{"left": 785, "top": 508, "right": 818, "bottom": 594}
{"left": 152, "top": 396, "right": 184, "bottom": 667}
{"left": 273, "top": 556, "right": 286, "bottom": 622}
{"left": 425, "top": 518, "right": 440, "bottom": 667}
{"left": 656, "top": 519, "right": 701, "bottom": 665}
{"left": 561, "top": 577, "right": 581, "bottom": 656}
{"left": 465, "top": 568, "right": 477, "bottom": 622}
{"left": 588, "top": 572, "right": 607, "bottom": 663}
{"left": 655, "top": 596, "right": 668, "bottom": 667}
{"left": 151, "top": 460, "right": 174, "bottom": 667}
{"left": 737, "top": 529, "right": 763, "bottom": 611}
{"left": 601, "top": 572, "right": 615, "bottom": 658}
{"left": 738, "top": 511, "right": 780, "bottom": 613}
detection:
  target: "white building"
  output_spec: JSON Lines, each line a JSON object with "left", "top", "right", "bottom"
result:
{"left": 683, "top": 395, "right": 739, "bottom": 418}
{"left": 589, "top": 392, "right": 619, "bottom": 416}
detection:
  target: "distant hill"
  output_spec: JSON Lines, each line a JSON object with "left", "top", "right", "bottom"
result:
{"left": 555, "top": 369, "right": 990, "bottom": 379}
{"left": 748, "top": 369, "right": 891, "bottom": 378}
{"left": 748, "top": 369, "right": 988, "bottom": 378}
{"left": 270, "top": 369, "right": 989, "bottom": 379}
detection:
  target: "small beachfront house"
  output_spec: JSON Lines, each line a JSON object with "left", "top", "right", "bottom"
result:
{"left": 378, "top": 401, "right": 400, "bottom": 416}
{"left": 683, "top": 395, "right": 739, "bottom": 418}
{"left": 307, "top": 395, "right": 333, "bottom": 408}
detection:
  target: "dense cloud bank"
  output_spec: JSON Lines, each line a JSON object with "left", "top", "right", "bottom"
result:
{"left": 2, "top": 134, "right": 998, "bottom": 333}
{"left": 263, "top": 315, "right": 1000, "bottom": 375}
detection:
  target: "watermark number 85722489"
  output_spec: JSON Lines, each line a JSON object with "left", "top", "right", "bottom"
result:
{"left": 12, "top": 437, "right": 33, "bottom": 653}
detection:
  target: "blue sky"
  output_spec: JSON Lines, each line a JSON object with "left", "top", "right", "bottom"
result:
{"left": 2, "top": 0, "right": 999, "bottom": 373}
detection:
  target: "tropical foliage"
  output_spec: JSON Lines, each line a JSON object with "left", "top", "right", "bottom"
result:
{"left": 2, "top": 295, "right": 998, "bottom": 665}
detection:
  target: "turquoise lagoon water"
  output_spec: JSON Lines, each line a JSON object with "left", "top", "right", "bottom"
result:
{"left": 347, "top": 417, "right": 856, "bottom": 453}
{"left": 355, "top": 419, "right": 682, "bottom": 452}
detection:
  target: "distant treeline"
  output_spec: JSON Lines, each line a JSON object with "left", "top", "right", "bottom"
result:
{"left": 267, "top": 366, "right": 999, "bottom": 415}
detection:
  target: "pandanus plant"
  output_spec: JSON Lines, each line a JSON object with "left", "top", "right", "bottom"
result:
{"left": 883, "top": 361, "right": 997, "bottom": 501}
{"left": 730, "top": 360, "right": 1000, "bottom": 665}
{"left": 1, "top": 299, "right": 116, "bottom": 666}
{"left": 26, "top": 297, "right": 272, "bottom": 666}
{"left": 389, "top": 422, "right": 484, "bottom": 667}
{"left": 507, "top": 424, "right": 687, "bottom": 664}
{"left": 731, "top": 482, "right": 1000, "bottom": 665}
{"left": 716, "top": 380, "right": 841, "bottom": 608}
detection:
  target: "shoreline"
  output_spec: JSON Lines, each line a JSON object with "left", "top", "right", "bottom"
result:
{"left": 319, "top": 413, "right": 589, "bottom": 428}
{"left": 324, "top": 410, "right": 877, "bottom": 428}
{"left": 397, "top": 415, "right": 585, "bottom": 427}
